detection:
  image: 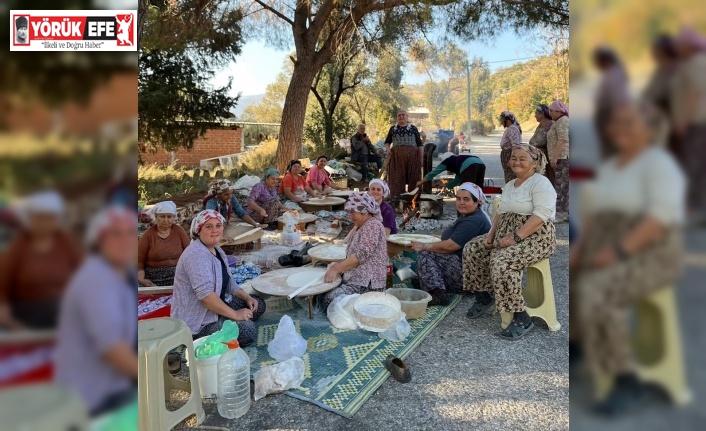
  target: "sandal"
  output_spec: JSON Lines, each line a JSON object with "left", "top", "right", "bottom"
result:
{"left": 498, "top": 316, "right": 534, "bottom": 341}
{"left": 466, "top": 295, "right": 495, "bottom": 319}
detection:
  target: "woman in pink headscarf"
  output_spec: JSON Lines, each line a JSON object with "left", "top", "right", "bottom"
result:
{"left": 322, "top": 193, "right": 387, "bottom": 308}
{"left": 547, "top": 100, "right": 570, "bottom": 221}
{"left": 672, "top": 28, "right": 706, "bottom": 221}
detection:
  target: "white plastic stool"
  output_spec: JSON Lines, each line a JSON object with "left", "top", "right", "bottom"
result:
{"left": 138, "top": 317, "right": 204, "bottom": 431}
{"left": 499, "top": 258, "right": 561, "bottom": 331}
{"left": 594, "top": 287, "right": 691, "bottom": 405}
{"left": 0, "top": 383, "right": 89, "bottom": 430}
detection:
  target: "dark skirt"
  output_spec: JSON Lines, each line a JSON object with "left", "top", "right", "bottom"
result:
{"left": 500, "top": 148, "right": 516, "bottom": 183}
{"left": 143, "top": 266, "right": 177, "bottom": 286}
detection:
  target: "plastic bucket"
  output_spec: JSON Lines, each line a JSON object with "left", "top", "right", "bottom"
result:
{"left": 386, "top": 288, "right": 432, "bottom": 319}
{"left": 190, "top": 337, "right": 223, "bottom": 398}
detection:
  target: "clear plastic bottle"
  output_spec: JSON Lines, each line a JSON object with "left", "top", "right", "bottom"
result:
{"left": 217, "top": 340, "right": 251, "bottom": 419}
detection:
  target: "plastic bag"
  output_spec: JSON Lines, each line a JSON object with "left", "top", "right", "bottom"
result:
{"left": 233, "top": 175, "right": 261, "bottom": 191}
{"left": 267, "top": 315, "right": 307, "bottom": 362}
{"left": 378, "top": 312, "right": 411, "bottom": 342}
{"left": 345, "top": 167, "right": 362, "bottom": 182}
{"left": 194, "top": 320, "right": 240, "bottom": 359}
{"left": 281, "top": 210, "right": 302, "bottom": 246}
{"left": 253, "top": 357, "right": 305, "bottom": 401}
{"left": 326, "top": 294, "right": 360, "bottom": 330}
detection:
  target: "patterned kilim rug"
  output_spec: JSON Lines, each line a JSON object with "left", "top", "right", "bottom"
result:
{"left": 243, "top": 293, "right": 461, "bottom": 418}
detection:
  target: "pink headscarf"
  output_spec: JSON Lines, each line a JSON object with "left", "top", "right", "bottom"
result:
{"left": 189, "top": 209, "right": 226, "bottom": 240}
{"left": 677, "top": 28, "right": 706, "bottom": 52}
{"left": 549, "top": 100, "right": 570, "bottom": 117}
{"left": 345, "top": 192, "right": 383, "bottom": 222}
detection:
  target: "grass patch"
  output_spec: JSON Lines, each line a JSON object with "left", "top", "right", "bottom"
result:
{"left": 139, "top": 138, "right": 281, "bottom": 206}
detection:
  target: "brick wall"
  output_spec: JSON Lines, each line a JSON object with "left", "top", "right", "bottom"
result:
{"left": 139, "top": 127, "right": 243, "bottom": 167}
{"left": 3, "top": 72, "right": 137, "bottom": 135}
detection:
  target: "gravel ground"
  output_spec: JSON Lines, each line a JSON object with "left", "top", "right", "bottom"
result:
{"left": 172, "top": 200, "right": 571, "bottom": 431}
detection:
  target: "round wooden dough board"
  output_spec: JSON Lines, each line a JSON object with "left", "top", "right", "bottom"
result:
{"left": 251, "top": 267, "right": 341, "bottom": 297}
{"left": 218, "top": 224, "right": 264, "bottom": 246}
{"left": 329, "top": 190, "right": 354, "bottom": 198}
{"left": 387, "top": 234, "right": 441, "bottom": 246}
{"left": 277, "top": 212, "right": 318, "bottom": 224}
{"left": 301, "top": 196, "right": 346, "bottom": 206}
{"left": 308, "top": 244, "right": 347, "bottom": 262}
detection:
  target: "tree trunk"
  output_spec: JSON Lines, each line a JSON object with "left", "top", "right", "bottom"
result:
{"left": 323, "top": 111, "right": 335, "bottom": 149}
{"left": 275, "top": 62, "right": 318, "bottom": 172}
{"left": 137, "top": 0, "right": 148, "bottom": 48}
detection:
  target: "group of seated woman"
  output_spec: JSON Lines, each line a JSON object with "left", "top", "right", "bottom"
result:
{"left": 412, "top": 143, "right": 557, "bottom": 340}
{"left": 168, "top": 144, "right": 557, "bottom": 352}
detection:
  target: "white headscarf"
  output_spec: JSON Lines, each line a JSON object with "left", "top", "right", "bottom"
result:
{"left": 368, "top": 179, "right": 390, "bottom": 198}
{"left": 146, "top": 200, "right": 177, "bottom": 222}
{"left": 458, "top": 182, "right": 491, "bottom": 223}
{"left": 16, "top": 190, "right": 65, "bottom": 228}
{"left": 85, "top": 205, "right": 135, "bottom": 248}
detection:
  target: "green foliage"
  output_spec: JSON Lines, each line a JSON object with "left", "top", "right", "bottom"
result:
{"left": 303, "top": 108, "right": 356, "bottom": 155}
{"left": 138, "top": 49, "right": 239, "bottom": 153}
{"left": 141, "top": 0, "right": 244, "bottom": 69}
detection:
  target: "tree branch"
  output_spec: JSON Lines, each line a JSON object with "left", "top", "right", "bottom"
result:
{"left": 501, "top": 0, "right": 569, "bottom": 20}
{"left": 253, "top": 0, "right": 294, "bottom": 26}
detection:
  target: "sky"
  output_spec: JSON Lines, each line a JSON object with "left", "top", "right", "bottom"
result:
{"left": 211, "top": 29, "right": 543, "bottom": 98}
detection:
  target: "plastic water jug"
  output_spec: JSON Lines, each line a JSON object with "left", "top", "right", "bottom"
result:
{"left": 217, "top": 340, "right": 251, "bottom": 419}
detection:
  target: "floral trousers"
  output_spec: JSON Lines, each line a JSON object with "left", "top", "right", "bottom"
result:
{"left": 462, "top": 213, "right": 556, "bottom": 313}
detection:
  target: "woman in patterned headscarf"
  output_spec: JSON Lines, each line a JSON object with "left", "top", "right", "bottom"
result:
{"left": 383, "top": 110, "right": 424, "bottom": 198}
{"left": 463, "top": 144, "right": 556, "bottom": 340}
{"left": 410, "top": 183, "right": 491, "bottom": 306}
{"left": 322, "top": 193, "right": 388, "bottom": 308}
{"left": 247, "top": 168, "right": 286, "bottom": 226}
{"left": 171, "top": 210, "right": 266, "bottom": 346}
{"left": 499, "top": 111, "right": 523, "bottom": 183}
{"left": 203, "top": 179, "right": 261, "bottom": 228}
{"left": 547, "top": 100, "right": 570, "bottom": 221}
{"left": 529, "top": 104, "right": 556, "bottom": 187}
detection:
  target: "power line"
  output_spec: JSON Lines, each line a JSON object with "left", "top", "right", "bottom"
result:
{"left": 485, "top": 56, "right": 541, "bottom": 64}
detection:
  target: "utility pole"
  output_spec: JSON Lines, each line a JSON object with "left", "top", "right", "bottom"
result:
{"left": 466, "top": 59, "right": 471, "bottom": 141}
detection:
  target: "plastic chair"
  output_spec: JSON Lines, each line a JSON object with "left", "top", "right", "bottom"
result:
{"left": 594, "top": 287, "right": 691, "bottom": 406}
{"left": 0, "top": 383, "right": 89, "bottom": 430}
{"left": 138, "top": 317, "right": 204, "bottom": 430}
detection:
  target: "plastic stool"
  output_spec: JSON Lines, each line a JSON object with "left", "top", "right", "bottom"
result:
{"left": 499, "top": 258, "right": 561, "bottom": 331}
{"left": 138, "top": 317, "right": 204, "bottom": 430}
{"left": 0, "top": 383, "right": 88, "bottom": 430}
{"left": 594, "top": 287, "right": 691, "bottom": 405}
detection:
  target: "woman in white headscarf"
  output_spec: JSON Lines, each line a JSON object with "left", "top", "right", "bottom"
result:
{"left": 463, "top": 144, "right": 557, "bottom": 340}
{"left": 0, "top": 191, "right": 83, "bottom": 329}
{"left": 367, "top": 179, "right": 397, "bottom": 235}
{"left": 410, "top": 183, "right": 491, "bottom": 306}
{"left": 55, "top": 206, "right": 138, "bottom": 416}
{"left": 137, "top": 201, "right": 190, "bottom": 286}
